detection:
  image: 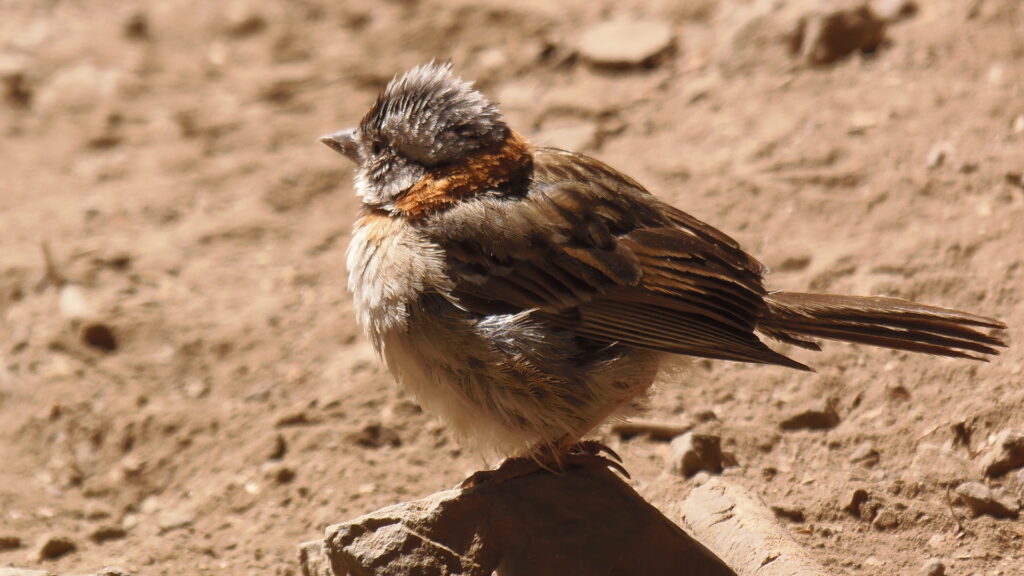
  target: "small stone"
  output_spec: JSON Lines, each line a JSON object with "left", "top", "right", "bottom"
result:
{"left": 926, "top": 533, "right": 945, "bottom": 550}
{"left": 123, "top": 10, "right": 150, "bottom": 40}
{"left": 262, "top": 461, "right": 297, "bottom": 484}
{"left": 35, "top": 534, "right": 77, "bottom": 560}
{"left": 779, "top": 397, "right": 840, "bottom": 431}
{"left": 789, "top": 6, "right": 886, "bottom": 66}
{"left": 266, "top": 432, "right": 287, "bottom": 461}
{"left": 842, "top": 488, "right": 873, "bottom": 519}
{"left": 926, "top": 142, "right": 951, "bottom": 170}
{"left": 850, "top": 442, "right": 880, "bottom": 467}
{"left": 274, "top": 409, "right": 316, "bottom": 427}
{"left": 349, "top": 423, "right": 401, "bottom": 448}
{"left": 922, "top": 558, "right": 946, "bottom": 576}
{"left": 871, "top": 507, "right": 900, "bottom": 530}
{"left": 668, "top": 432, "right": 724, "bottom": 477}
{"left": 578, "top": 18, "right": 675, "bottom": 69}
{"left": 158, "top": 508, "right": 196, "bottom": 533}
{"left": 0, "top": 569, "right": 51, "bottom": 576}
{"left": 88, "top": 525, "right": 127, "bottom": 543}
{"left": 0, "top": 535, "right": 21, "bottom": 550}
{"left": 0, "top": 54, "right": 33, "bottom": 107}
{"left": 870, "top": 0, "right": 918, "bottom": 22}
{"left": 979, "top": 429, "right": 1024, "bottom": 478}
{"left": 95, "top": 568, "right": 133, "bottom": 576}
{"left": 1012, "top": 115, "right": 1024, "bottom": 134}
{"left": 80, "top": 322, "right": 118, "bottom": 352}
{"left": 954, "top": 481, "right": 1020, "bottom": 519}
{"left": 770, "top": 503, "right": 805, "bottom": 522}
{"left": 224, "top": 0, "right": 266, "bottom": 37}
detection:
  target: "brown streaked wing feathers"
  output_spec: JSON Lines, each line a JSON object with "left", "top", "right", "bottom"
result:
{"left": 424, "top": 148, "right": 812, "bottom": 370}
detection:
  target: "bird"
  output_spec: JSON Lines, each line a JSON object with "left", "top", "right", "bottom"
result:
{"left": 320, "top": 62, "right": 1007, "bottom": 483}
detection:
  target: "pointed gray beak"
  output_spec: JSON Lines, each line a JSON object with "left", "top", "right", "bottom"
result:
{"left": 319, "top": 128, "right": 362, "bottom": 164}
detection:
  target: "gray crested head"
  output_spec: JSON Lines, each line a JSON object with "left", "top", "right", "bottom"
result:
{"left": 320, "top": 62, "right": 509, "bottom": 207}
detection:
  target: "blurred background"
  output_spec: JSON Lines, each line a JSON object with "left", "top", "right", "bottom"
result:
{"left": 1, "top": 0, "right": 1022, "bottom": 574}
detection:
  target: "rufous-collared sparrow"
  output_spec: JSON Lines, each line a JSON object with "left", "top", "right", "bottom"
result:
{"left": 321, "top": 62, "right": 1006, "bottom": 480}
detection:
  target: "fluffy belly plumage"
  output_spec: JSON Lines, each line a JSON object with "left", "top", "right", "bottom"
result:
{"left": 347, "top": 213, "right": 662, "bottom": 457}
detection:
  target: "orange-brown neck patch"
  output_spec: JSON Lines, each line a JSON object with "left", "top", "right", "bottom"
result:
{"left": 391, "top": 130, "right": 533, "bottom": 219}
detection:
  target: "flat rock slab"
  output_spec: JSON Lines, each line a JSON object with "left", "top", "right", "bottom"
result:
{"left": 300, "top": 465, "right": 734, "bottom": 576}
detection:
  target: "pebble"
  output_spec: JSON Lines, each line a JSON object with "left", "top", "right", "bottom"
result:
{"left": 850, "top": 442, "right": 880, "bottom": 467}
{"left": 1013, "top": 114, "right": 1024, "bottom": 134}
{"left": 578, "top": 18, "right": 675, "bottom": 69}
{"left": 870, "top": 0, "right": 919, "bottom": 22}
{"left": 779, "top": 398, "right": 840, "bottom": 431}
{"left": 262, "top": 461, "right": 297, "bottom": 484}
{"left": 0, "top": 535, "right": 21, "bottom": 550}
{"left": 88, "top": 524, "right": 128, "bottom": 543}
{"left": 871, "top": 507, "right": 900, "bottom": 530}
{"left": 922, "top": 558, "right": 946, "bottom": 576}
{"left": 158, "top": 508, "right": 196, "bottom": 533}
{"left": 95, "top": 568, "right": 133, "bottom": 576}
{"left": 979, "top": 429, "right": 1024, "bottom": 478}
{"left": 266, "top": 432, "right": 288, "bottom": 461}
{"left": 789, "top": 6, "right": 886, "bottom": 66}
{"left": 349, "top": 423, "right": 402, "bottom": 448}
{"left": 954, "top": 481, "right": 1020, "bottom": 519}
{"left": 770, "top": 503, "right": 806, "bottom": 522}
{"left": 35, "top": 534, "right": 77, "bottom": 560}
{"left": 0, "top": 54, "right": 32, "bottom": 107}
{"left": 0, "top": 569, "right": 51, "bottom": 576}
{"left": 926, "top": 141, "right": 952, "bottom": 170}
{"left": 668, "top": 432, "right": 724, "bottom": 477}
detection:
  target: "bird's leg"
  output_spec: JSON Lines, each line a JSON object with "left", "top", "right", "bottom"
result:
{"left": 458, "top": 438, "right": 629, "bottom": 489}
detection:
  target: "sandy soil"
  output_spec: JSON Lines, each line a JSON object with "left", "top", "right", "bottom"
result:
{"left": 1, "top": 0, "right": 1022, "bottom": 574}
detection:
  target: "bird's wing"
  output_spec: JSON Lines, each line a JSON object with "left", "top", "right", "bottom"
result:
{"left": 420, "top": 148, "right": 809, "bottom": 370}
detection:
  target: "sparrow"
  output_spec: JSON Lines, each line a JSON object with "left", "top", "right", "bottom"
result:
{"left": 321, "top": 62, "right": 1006, "bottom": 480}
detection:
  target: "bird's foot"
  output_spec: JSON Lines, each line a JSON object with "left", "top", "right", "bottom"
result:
{"left": 458, "top": 440, "right": 629, "bottom": 490}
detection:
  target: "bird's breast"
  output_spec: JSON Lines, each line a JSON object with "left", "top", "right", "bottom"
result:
{"left": 346, "top": 211, "right": 451, "bottom": 349}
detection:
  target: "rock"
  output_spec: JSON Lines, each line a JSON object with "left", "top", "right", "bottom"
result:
{"left": 668, "top": 432, "right": 724, "bottom": 477}
{"left": 842, "top": 488, "right": 876, "bottom": 520}
{"left": 158, "top": 508, "right": 196, "bottom": 533}
{"left": 779, "top": 398, "right": 840, "bottom": 431}
{"left": 348, "top": 423, "right": 401, "bottom": 448}
{"left": 870, "top": 0, "right": 918, "bottom": 22}
{"left": 905, "top": 443, "right": 973, "bottom": 486}
{"left": 979, "top": 429, "right": 1024, "bottom": 478}
{"left": 770, "top": 503, "right": 806, "bottom": 522}
{"left": 871, "top": 507, "right": 900, "bottom": 530}
{"left": 88, "top": 525, "right": 127, "bottom": 543}
{"left": 95, "top": 567, "right": 132, "bottom": 576}
{"left": 926, "top": 141, "right": 952, "bottom": 170}
{"left": 578, "top": 18, "right": 675, "bottom": 69}
{"left": 1013, "top": 114, "right": 1024, "bottom": 134}
{"left": 850, "top": 442, "right": 880, "bottom": 467}
{"left": 35, "top": 534, "right": 77, "bottom": 560}
{"left": 0, "top": 535, "right": 21, "bottom": 550}
{"left": 0, "top": 54, "right": 33, "bottom": 107}
{"left": 266, "top": 432, "right": 287, "bottom": 461}
{"left": 224, "top": 0, "right": 266, "bottom": 37}
{"left": 789, "top": 6, "right": 886, "bottom": 66}
{"left": 122, "top": 10, "right": 150, "bottom": 40}
{"left": 954, "top": 482, "right": 1020, "bottom": 519}
{"left": 262, "top": 461, "right": 297, "bottom": 484}
{"left": 922, "top": 558, "right": 946, "bottom": 576}
{"left": 301, "top": 464, "right": 733, "bottom": 576}
{"left": 0, "top": 569, "right": 52, "bottom": 576}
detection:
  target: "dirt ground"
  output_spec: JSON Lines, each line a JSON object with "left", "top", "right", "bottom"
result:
{"left": 1, "top": 0, "right": 1022, "bottom": 574}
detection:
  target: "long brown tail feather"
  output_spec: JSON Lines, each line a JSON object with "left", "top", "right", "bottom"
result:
{"left": 761, "top": 292, "right": 1007, "bottom": 362}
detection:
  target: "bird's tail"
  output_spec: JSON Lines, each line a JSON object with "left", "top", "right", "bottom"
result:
{"left": 760, "top": 292, "right": 1007, "bottom": 361}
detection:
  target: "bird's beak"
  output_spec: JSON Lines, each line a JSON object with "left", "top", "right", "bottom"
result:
{"left": 319, "top": 128, "right": 362, "bottom": 164}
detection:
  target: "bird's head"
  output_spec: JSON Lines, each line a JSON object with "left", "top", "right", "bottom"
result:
{"left": 320, "top": 62, "right": 509, "bottom": 207}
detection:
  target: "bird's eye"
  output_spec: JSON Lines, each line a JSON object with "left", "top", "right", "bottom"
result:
{"left": 371, "top": 142, "right": 384, "bottom": 156}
